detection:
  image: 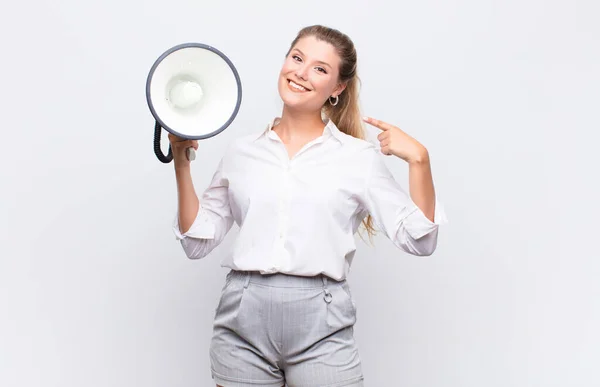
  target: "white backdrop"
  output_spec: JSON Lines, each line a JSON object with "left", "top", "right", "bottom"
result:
{"left": 2, "top": 0, "right": 599, "bottom": 386}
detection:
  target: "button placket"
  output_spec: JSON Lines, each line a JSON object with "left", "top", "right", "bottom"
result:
{"left": 278, "top": 163, "right": 292, "bottom": 242}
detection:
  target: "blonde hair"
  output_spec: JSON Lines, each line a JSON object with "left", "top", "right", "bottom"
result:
{"left": 286, "top": 25, "right": 377, "bottom": 243}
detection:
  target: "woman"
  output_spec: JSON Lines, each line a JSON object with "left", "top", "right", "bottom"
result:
{"left": 169, "top": 25, "right": 446, "bottom": 387}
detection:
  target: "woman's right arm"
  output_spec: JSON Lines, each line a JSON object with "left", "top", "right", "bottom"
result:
{"left": 168, "top": 134, "right": 234, "bottom": 260}
{"left": 175, "top": 165, "right": 199, "bottom": 234}
{"left": 169, "top": 133, "right": 200, "bottom": 234}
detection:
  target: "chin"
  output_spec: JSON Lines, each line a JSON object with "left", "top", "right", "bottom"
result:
{"left": 278, "top": 78, "right": 321, "bottom": 112}
{"left": 280, "top": 92, "right": 307, "bottom": 109}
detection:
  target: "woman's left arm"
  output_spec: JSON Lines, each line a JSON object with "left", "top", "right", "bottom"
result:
{"left": 363, "top": 116, "right": 436, "bottom": 222}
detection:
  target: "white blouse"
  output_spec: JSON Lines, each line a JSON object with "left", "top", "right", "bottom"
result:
{"left": 173, "top": 117, "right": 448, "bottom": 281}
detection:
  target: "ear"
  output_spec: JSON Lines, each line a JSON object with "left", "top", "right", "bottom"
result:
{"left": 332, "top": 82, "right": 347, "bottom": 97}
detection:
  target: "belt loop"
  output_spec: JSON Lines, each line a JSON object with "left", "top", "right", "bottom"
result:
{"left": 243, "top": 271, "right": 251, "bottom": 289}
{"left": 322, "top": 275, "right": 332, "bottom": 303}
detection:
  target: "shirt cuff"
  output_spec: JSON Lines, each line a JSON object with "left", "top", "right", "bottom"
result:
{"left": 400, "top": 199, "right": 448, "bottom": 240}
{"left": 172, "top": 207, "right": 216, "bottom": 241}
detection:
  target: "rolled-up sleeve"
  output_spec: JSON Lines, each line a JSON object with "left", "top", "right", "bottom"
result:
{"left": 360, "top": 151, "right": 448, "bottom": 256}
{"left": 172, "top": 158, "right": 234, "bottom": 259}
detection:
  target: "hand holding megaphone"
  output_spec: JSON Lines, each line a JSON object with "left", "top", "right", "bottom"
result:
{"left": 168, "top": 133, "right": 198, "bottom": 165}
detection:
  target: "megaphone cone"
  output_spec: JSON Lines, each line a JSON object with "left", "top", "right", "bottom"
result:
{"left": 146, "top": 43, "right": 242, "bottom": 163}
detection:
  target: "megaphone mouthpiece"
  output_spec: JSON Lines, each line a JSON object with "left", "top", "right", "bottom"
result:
{"left": 169, "top": 79, "right": 204, "bottom": 110}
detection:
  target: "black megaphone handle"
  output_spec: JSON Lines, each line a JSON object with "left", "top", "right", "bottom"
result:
{"left": 154, "top": 121, "right": 173, "bottom": 163}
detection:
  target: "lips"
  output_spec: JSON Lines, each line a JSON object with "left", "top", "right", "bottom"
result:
{"left": 287, "top": 79, "right": 311, "bottom": 92}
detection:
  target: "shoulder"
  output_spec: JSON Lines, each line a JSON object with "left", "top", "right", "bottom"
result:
{"left": 326, "top": 118, "right": 379, "bottom": 158}
{"left": 228, "top": 118, "right": 275, "bottom": 149}
{"left": 217, "top": 121, "right": 271, "bottom": 167}
{"left": 327, "top": 133, "right": 385, "bottom": 187}
{"left": 218, "top": 119, "right": 268, "bottom": 151}
{"left": 226, "top": 132, "right": 260, "bottom": 151}
{"left": 341, "top": 133, "right": 375, "bottom": 152}
{"left": 336, "top": 131, "right": 381, "bottom": 164}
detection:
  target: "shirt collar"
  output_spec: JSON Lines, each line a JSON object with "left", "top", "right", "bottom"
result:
{"left": 253, "top": 116, "right": 346, "bottom": 144}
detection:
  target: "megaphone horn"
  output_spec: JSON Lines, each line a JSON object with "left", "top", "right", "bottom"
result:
{"left": 146, "top": 43, "right": 242, "bottom": 163}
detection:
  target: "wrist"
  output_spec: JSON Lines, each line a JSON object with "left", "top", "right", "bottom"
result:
{"left": 174, "top": 163, "right": 191, "bottom": 173}
{"left": 407, "top": 147, "right": 430, "bottom": 164}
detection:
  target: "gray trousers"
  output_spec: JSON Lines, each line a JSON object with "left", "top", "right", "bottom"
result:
{"left": 209, "top": 270, "right": 364, "bottom": 387}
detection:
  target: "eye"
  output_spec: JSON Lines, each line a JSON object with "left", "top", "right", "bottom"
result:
{"left": 316, "top": 67, "right": 327, "bottom": 74}
{"left": 292, "top": 55, "right": 302, "bottom": 62}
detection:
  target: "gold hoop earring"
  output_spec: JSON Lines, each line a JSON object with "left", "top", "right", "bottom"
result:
{"left": 329, "top": 95, "right": 339, "bottom": 106}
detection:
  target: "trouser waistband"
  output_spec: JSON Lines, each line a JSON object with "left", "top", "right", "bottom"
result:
{"left": 228, "top": 269, "right": 343, "bottom": 290}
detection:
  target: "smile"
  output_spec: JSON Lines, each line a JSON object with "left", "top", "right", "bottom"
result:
{"left": 288, "top": 79, "right": 310, "bottom": 92}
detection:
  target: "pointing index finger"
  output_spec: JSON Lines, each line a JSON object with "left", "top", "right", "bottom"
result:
{"left": 363, "top": 116, "right": 392, "bottom": 131}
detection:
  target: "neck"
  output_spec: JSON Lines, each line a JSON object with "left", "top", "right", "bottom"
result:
{"left": 275, "top": 106, "right": 326, "bottom": 142}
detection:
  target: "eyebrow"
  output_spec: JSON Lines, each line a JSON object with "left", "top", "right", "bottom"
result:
{"left": 292, "top": 48, "right": 332, "bottom": 69}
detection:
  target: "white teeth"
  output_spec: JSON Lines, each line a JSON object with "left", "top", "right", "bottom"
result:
{"left": 289, "top": 80, "right": 307, "bottom": 91}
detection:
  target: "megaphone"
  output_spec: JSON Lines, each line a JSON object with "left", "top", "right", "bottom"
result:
{"left": 146, "top": 43, "right": 242, "bottom": 163}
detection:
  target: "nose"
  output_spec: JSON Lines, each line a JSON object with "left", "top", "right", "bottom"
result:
{"left": 295, "top": 64, "right": 308, "bottom": 80}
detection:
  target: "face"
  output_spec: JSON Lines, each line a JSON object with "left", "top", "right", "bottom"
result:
{"left": 278, "top": 35, "right": 346, "bottom": 112}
